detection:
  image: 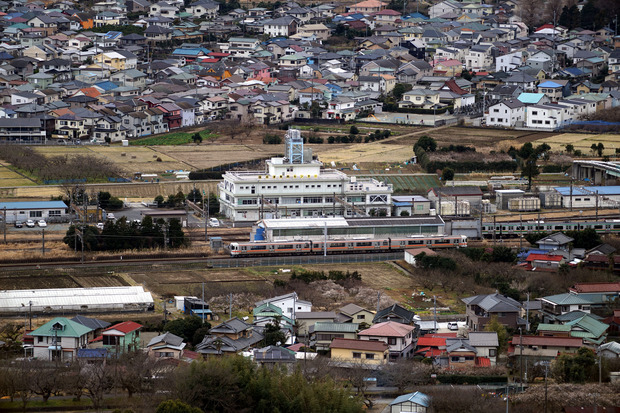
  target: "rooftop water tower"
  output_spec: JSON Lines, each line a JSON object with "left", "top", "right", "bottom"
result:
{"left": 284, "top": 129, "right": 304, "bottom": 164}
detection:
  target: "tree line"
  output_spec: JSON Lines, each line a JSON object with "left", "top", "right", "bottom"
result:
{"left": 0, "top": 145, "right": 121, "bottom": 183}
{"left": 63, "top": 216, "right": 188, "bottom": 251}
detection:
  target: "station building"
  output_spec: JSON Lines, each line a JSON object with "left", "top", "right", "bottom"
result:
{"left": 0, "top": 200, "right": 69, "bottom": 222}
{"left": 251, "top": 216, "right": 446, "bottom": 242}
{"left": 218, "top": 130, "right": 393, "bottom": 222}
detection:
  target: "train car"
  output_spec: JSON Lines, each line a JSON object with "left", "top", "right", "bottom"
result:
{"left": 229, "top": 240, "right": 312, "bottom": 256}
{"left": 229, "top": 235, "right": 467, "bottom": 257}
{"left": 389, "top": 235, "right": 467, "bottom": 249}
{"left": 480, "top": 219, "right": 620, "bottom": 238}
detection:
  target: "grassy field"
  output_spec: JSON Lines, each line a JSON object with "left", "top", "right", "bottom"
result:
{"left": 130, "top": 130, "right": 217, "bottom": 146}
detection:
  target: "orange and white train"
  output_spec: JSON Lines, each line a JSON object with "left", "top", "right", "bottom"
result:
{"left": 229, "top": 235, "right": 467, "bottom": 257}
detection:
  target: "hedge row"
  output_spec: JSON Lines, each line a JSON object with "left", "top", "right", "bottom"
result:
{"left": 437, "top": 375, "right": 508, "bottom": 385}
{"left": 425, "top": 160, "right": 518, "bottom": 173}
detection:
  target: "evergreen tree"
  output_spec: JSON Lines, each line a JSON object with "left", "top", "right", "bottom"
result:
{"left": 580, "top": 0, "right": 599, "bottom": 30}
{"left": 167, "top": 218, "right": 188, "bottom": 249}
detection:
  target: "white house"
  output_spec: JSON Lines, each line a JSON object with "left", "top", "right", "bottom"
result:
{"left": 485, "top": 99, "right": 525, "bottom": 128}
{"left": 429, "top": 0, "right": 462, "bottom": 18}
{"left": 254, "top": 292, "right": 312, "bottom": 320}
{"left": 525, "top": 104, "right": 571, "bottom": 130}
{"left": 467, "top": 331, "right": 499, "bottom": 366}
{"left": 496, "top": 51, "right": 524, "bottom": 72}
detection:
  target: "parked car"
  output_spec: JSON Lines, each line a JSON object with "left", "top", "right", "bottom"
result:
{"left": 448, "top": 322, "right": 459, "bottom": 331}
{"left": 37, "top": 220, "right": 47, "bottom": 228}
{"left": 14, "top": 221, "right": 23, "bottom": 228}
{"left": 209, "top": 218, "right": 220, "bottom": 227}
{"left": 96, "top": 222, "right": 105, "bottom": 230}
{"left": 106, "top": 213, "right": 116, "bottom": 220}
{"left": 26, "top": 219, "right": 35, "bottom": 228}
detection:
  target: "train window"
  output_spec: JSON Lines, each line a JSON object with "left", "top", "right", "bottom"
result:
{"left": 277, "top": 245, "right": 294, "bottom": 249}
{"left": 594, "top": 225, "right": 603, "bottom": 229}
{"left": 408, "top": 240, "right": 423, "bottom": 245}
{"left": 249, "top": 245, "right": 267, "bottom": 250}
{"left": 555, "top": 226, "right": 562, "bottom": 230}
{"left": 330, "top": 243, "right": 345, "bottom": 247}
{"left": 614, "top": 225, "right": 620, "bottom": 229}
{"left": 356, "top": 242, "right": 372, "bottom": 247}
{"left": 383, "top": 241, "right": 388, "bottom": 246}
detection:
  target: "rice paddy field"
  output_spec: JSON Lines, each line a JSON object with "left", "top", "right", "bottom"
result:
{"left": 0, "top": 164, "right": 36, "bottom": 187}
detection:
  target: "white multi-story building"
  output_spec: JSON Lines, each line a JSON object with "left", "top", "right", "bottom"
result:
{"left": 218, "top": 130, "right": 393, "bottom": 222}
{"left": 526, "top": 104, "right": 571, "bottom": 130}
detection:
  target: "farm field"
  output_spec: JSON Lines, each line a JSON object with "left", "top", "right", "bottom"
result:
{"left": 534, "top": 133, "right": 620, "bottom": 155}
{"left": 0, "top": 164, "right": 36, "bottom": 186}
{"left": 130, "top": 130, "right": 217, "bottom": 146}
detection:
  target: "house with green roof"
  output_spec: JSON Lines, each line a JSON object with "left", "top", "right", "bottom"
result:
{"left": 30, "top": 317, "right": 93, "bottom": 361}
{"left": 311, "top": 322, "right": 359, "bottom": 351}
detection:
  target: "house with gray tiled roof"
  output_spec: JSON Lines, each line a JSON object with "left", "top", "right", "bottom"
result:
{"left": 462, "top": 293, "right": 523, "bottom": 331}
{"left": 196, "top": 317, "right": 264, "bottom": 355}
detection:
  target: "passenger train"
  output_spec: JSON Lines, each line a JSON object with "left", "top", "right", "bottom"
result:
{"left": 229, "top": 235, "right": 467, "bottom": 257}
{"left": 481, "top": 219, "right": 620, "bottom": 238}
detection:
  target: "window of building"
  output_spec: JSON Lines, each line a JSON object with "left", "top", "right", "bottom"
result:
{"left": 365, "top": 353, "right": 375, "bottom": 360}
{"left": 352, "top": 352, "right": 362, "bottom": 359}
{"left": 29, "top": 211, "right": 42, "bottom": 218}
{"left": 388, "top": 338, "right": 396, "bottom": 345}
{"left": 49, "top": 210, "right": 62, "bottom": 216}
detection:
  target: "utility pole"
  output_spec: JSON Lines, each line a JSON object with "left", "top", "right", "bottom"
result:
{"left": 2, "top": 207, "right": 6, "bottom": 244}
{"left": 595, "top": 190, "right": 599, "bottom": 221}
{"left": 229, "top": 292, "right": 232, "bottom": 320}
{"left": 203, "top": 190, "right": 208, "bottom": 243}
{"left": 81, "top": 192, "right": 86, "bottom": 264}
{"left": 202, "top": 282, "right": 205, "bottom": 325}
{"left": 163, "top": 300, "right": 167, "bottom": 323}
{"left": 41, "top": 229, "right": 45, "bottom": 256}
{"left": 433, "top": 295, "right": 437, "bottom": 332}
{"left": 519, "top": 328, "right": 524, "bottom": 391}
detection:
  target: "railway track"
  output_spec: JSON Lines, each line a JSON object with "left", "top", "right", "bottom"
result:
{"left": 0, "top": 252, "right": 404, "bottom": 270}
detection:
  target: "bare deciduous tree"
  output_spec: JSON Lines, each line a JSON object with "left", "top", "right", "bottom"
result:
{"left": 82, "top": 362, "right": 115, "bottom": 411}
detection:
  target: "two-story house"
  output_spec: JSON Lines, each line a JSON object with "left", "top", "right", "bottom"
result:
{"left": 97, "top": 321, "right": 142, "bottom": 354}
{"left": 373, "top": 304, "right": 416, "bottom": 325}
{"left": 196, "top": 317, "right": 264, "bottom": 356}
{"left": 30, "top": 317, "right": 92, "bottom": 361}
{"left": 484, "top": 99, "right": 525, "bottom": 128}
{"left": 462, "top": 293, "right": 523, "bottom": 331}
{"left": 338, "top": 303, "right": 375, "bottom": 325}
{"left": 357, "top": 321, "right": 417, "bottom": 360}
{"left": 311, "top": 322, "right": 359, "bottom": 351}
{"left": 254, "top": 292, "right": 312, "bottom": 320}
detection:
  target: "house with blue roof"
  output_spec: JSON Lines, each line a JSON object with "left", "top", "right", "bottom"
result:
{"left": 0, "top": 201, "right": 68, "bottom": 223}
{"left": 537, "top": 80, "right": 564, "bottom": 101}
{"left": 389, "top": 391, "right": 431, "bottom": 412}
{"left": 517, "top": 92, "right": 550, "bottom": 105}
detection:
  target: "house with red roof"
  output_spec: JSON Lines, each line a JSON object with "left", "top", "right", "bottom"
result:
{"left": 525, "top": 253, "right": 565, "bottom": 271}
{"left": 94, "top": 321, "right": 142, "bottom": 354}
{"left": 357, "top": 321, "right": 417, "bottom": 360}
{"left": 415, "top": 336, "right": 447, "bottom": 358}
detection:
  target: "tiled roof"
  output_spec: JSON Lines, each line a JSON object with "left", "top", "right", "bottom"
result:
{"left": 330, "top": 338, "right": 388, "bottom": 352}
{"left": 511, "top": 335, "right": 582, "bottom": 347}
{"left": 358, "top": 321, "right": 415, "bottom": 337}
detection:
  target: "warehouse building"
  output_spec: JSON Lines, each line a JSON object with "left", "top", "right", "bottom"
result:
{"left": 0, "top": 286, "right": 154, "bottom": 315}
{"left": 0, "top": 200, "right": 69, "bottom": 223}
{"left": 553, "top": 186, "right": 620, "bottom": 209}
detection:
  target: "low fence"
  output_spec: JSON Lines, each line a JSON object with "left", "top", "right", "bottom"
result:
{"left": 562, "top": 120, "right": 620, "bottom": 132}
{"left": 207, "top": 252, "right": 403, "bottom": 268}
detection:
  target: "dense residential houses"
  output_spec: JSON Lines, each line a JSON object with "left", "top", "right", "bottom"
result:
{"left": 0, "top": 0, "right": 615, "bottom": 144}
